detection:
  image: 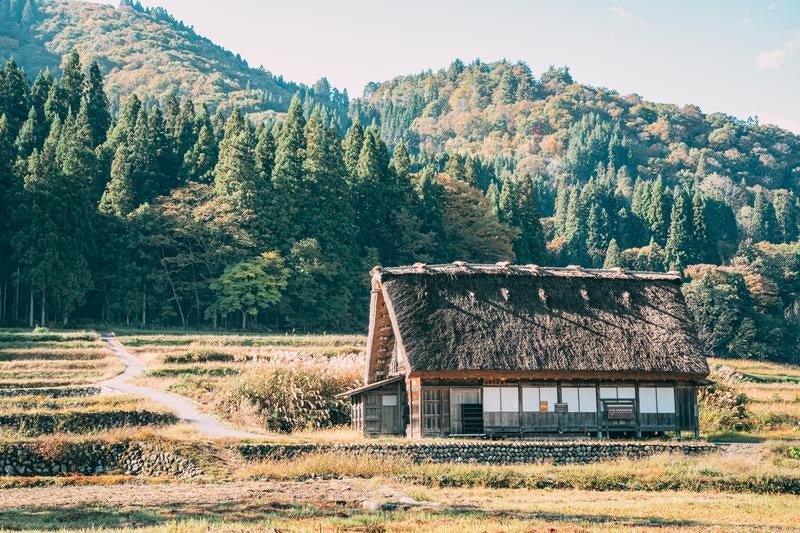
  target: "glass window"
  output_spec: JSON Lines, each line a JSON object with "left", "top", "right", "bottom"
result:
{"left": 522, "top": 387, "right": 539, "bottom": 411}
{"left": 540, "top": 387, "right": 557, "bottom": 412}
{"left": 657, "top": 387, "right": 676, "bottom": 414}
{"left": 382, "top": 394, "right": 397, "bottom": 406}
{"left": 483, "top": 387, "right": 501, "bottom": 412}
{"left": 500, "top": 387, "right": 519, "bottom": 413}
{"left": 617, "top": 386, "right": 636, "bottom": 399}
{"left": 561, "top": 387, "right": 579, "bottom": 412}
{"left": 579, "top": 387, "right": 597, "bottom": 413}
{"left": 599, "top": 387, "right": 617, "bottom": 399}
{"left": 639, "top": 387, "right": 657, "bottom": 413}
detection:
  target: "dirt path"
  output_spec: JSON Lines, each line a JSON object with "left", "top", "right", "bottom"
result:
{"left": 99, "top": 333, "right": 266, "bottom": 439}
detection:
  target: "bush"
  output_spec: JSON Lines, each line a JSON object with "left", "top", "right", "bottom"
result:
{"left": 212, "top": 365, "right": 359, "bottom": 432}
{"left": 699, "top": 380, "right": 752, "bottom": 433}
{"left": 162, "top": 350, "right": 235, "bottom": 364}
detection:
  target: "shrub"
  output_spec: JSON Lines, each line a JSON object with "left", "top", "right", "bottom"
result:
{"left": 699, "top": 380, "right": 752, "bottom": 432}
{"left": 212, "top": 364, "right": 360, "bottom": 432}
{"left": 162, "top": 350, "right": 235, "bottom": 364}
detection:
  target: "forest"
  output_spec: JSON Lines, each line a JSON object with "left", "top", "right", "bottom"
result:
{"left": 0, "top": 2, "right": 799, "bottom": 363}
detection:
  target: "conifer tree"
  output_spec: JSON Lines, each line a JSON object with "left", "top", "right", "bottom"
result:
{"left": 172, "top": 99, "right": 196, "bottom": 171}
{"left": 100, "top": 143, "right": 136, "bottom": 218}
{"left": 60, "top": 51, "right": 85, "bottom": 115}
{"left": 43, "top": 79, "right": 69, "bottom": 123}
{"left": 390, "top": 139, "right": 411, "bottom": 179}
{"left": 29, "top": 69, "right": 53, "bottom": 121}
{"left": 183, "top": 111, "right": 218, "bottom": 184}
{"left": 270, "top": 95, "right": 307, "bottom": 247}
{"left": 14, "top": 106, "right": 42, "bottom": 160}
{"left": 585, "top": 202, "right": 610, "bottom": 267}
{"left": 773, "top": 191, "right": 799, "bottom": 243}
{"left": 0, "top": 59, "right": 30, "bottom": 136}
{"left": 751, "top": 190, "right": 780, "bottom": 243}
{"left": 603, "top": 239, "right": 622, "bottom": 268}
{"left": 254, "top": 123, "right": 276, "bottom": 180}
{"left": 342, "top": 119, "right": 363, "bottom": 177}
{"left": 213, "top": 108, "right": 258, "bottom": 218}
{"left": 497, "top": 176, "right": 546, "bottom": 264}
{"left": 85, "top": 61, "right": 110, "bottom": 146}
{"left": 563, "top": 185, "right": 585, "bottom": 259}
{"left": 664, "top": 187, "right": 693, "bottom": 272}
{"left": 691, "top": 189, "right": 711, "bottom": 262}
{"left": 645, "top": 176, "right": 671, "bottom": 244}
{"left": 445, "top": 152, "right": 467, "bottom": 182}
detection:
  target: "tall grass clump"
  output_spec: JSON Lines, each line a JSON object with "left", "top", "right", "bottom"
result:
{"left": 212, "top": 364, "right": 360, "bottom": 432}
{"left": 699, "top": 378, "right": 752, "bottom": 433}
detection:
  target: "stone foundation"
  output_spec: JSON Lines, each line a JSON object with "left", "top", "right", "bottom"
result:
{"left": 237, "top": 441, "right": 718, "bottom": 465}
{"left": 0, "top": 441, "right": 201, "bottom": 477}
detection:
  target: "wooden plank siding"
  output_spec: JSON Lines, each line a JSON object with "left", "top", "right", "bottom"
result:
{"left": 411, "top": 379, "right": 699, "bottom": 438}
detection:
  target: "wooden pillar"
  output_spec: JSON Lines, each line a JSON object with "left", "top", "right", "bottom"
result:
{"left": 634, "top": 381, "right": 641, "bottom": 438}
{"left": 408, "top": 377, "right": 421, "bottom": 438}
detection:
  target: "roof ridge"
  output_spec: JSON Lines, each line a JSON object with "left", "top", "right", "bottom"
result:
{"left": 375, "top": 263, "right": 680, "bottom": 281}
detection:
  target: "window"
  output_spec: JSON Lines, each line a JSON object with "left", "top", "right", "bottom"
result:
{"left": 578, "top": 387, "right": 597, "bottom": 413}
{"left": 600, "top": 385, "right": 635, "bottom": 400}
{"left": 382, "top": 394, "right": 397, "bottom": 406}
{"left": 561, "top": 387, "right": 597, "bottom": 413}
{"left": 521, "top": 386, "right": 557, "bottom": 412}
{"left": 482, "top": 387, "right": 518, "bottom": 413}
{"left": 561, "top": 387, "right": 579, "bottom": 412}
{"left": 656, "top": 387, "right": 675, "bottom": 413}
{"left": 640, "top": 386, "right": 676, "bottom": 414}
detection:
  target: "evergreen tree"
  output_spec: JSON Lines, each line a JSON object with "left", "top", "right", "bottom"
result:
{"left": 664, "top": 187, "right": 693, "bottom": 272}
{"left": 182, "top": 117, "right": 218, "bottom": 183}
{"left": 172, "top": 98, "right": 196, "bottom": 174}
{"left": 773, "top": 192, "right": 799, "bottom": 243}
{"left": 99, "top": 143, "right": 136, "bottom": 217}
{"left": 603, "top": 239, "right": 622, "bottom": 268}
{"left": 213, "top": 108, "right": 259, "bottom": 227}
{"left": 270, "top": 95, "right": 307, "bottom": 247}
{"left": 585, "top": 201, "right": 610, "bottom": 266}
{"left": 60, "top": 50, "right": 85, "bottom": 115}
{"left": 691, "top": 189, "right": 712, "bottom": 262}
{"left": 254, "top": 123, "right": 276, "bottom": 180}
{"left": 497, "top": 176, "right": 546, "bottom": 264}
{"left": 563, "top": 185, "right": 586, "bottom": 261}
{"left": 20, "top": 0, "right": 38, "bottom": 25}
{"left": 0, "top": 59, "right": 30, "bottom": 137}
{"left": 14, "top": 106, "right": 42, "bottom": 160}
{"left": 29, "top": 69, "right": 53, "bottom": 121}
{"left": 390, "top": 139, "right": 411, "bottom": 178}
{"left": 645, "top": 176, "right": 671, "bottom": 244}
{"left": 85, "top": 61, "right": 110, "bottom": 146}
{"left": 445, "top": 152, "right": 467, "bottom": 182}
{"left": 9, "top": 0, "right": 23, "bottom": 22}
{"left": 342, "top": 119, "right": 363, "bottom": 177}
{"left": 751, "top": 190, "right": 779, "bottom": 243}
{"left": 43, "top": 79, "right": 69, "bottom": 123}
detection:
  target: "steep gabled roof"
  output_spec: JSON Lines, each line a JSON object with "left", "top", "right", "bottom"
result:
{"left": 373, "top": 263, "right": 709, "bottom": 379}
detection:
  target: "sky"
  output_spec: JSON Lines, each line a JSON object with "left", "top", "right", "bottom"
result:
{"left": 92, "top": 0, "right": 800, "bottom": 132}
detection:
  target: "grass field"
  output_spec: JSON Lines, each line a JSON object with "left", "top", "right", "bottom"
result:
{"left": 0, "top": 327, "right": 799, "bottom": 530}
{"left": 0, "top": 329, "right": 177, "bottom": 437}
{"left": 707, "top": 357, "right": 800, "bottom": 441}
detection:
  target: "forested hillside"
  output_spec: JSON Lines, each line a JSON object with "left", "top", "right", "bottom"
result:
{"left": 0, "top": 2, "right": 799, "bottom": 363}
{"left": 0, "top": 0, "right": 349, "bottom": 125}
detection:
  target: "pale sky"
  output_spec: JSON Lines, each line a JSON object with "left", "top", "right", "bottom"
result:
{"left": 91, "top": 0, "right": 800, "bottom": 133}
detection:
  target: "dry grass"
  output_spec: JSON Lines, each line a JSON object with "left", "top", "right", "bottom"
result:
{"left": 708, "top": 357, "right": 800, "bottom": 440}
{"left": 239, "top": 446, "right": 800, "bottom": 494}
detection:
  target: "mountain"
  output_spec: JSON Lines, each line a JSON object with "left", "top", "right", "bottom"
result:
{"left": 353, "top": 59, "right": 800, "bottom": 196}
{"left": 0, "top": 0, "right": 348, "bottom": 119}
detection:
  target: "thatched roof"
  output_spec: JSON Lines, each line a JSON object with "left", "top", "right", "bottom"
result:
{"left": 375, "top": 263, "right": 709, "bottom": 379}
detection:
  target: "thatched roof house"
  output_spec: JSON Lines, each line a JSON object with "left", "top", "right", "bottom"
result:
{"left": 342, "top": 263, "right": 709, "bottom": 439}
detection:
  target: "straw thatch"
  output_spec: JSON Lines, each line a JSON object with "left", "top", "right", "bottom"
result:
{"left": 375, "top": 263, "right": 709, "bottom": 379}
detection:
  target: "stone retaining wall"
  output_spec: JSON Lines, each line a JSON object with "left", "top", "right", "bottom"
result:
{"left": 0, "top": 387, "right": 101, "bottom": 398}
{"left": 0, "top": 441, "right": 201, "bottom": 477}
{"left": 0, "top": 410, "right": 178, "bottom": 436}
{"left": 237, "top": 441, "right": 718, "bottom": 465}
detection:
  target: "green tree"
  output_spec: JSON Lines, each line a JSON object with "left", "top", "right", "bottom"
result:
{"left": 207, "top": 251, "right": 289, "bottom": 329}
{"left": 85, "top": 60, "right": 111, "bottom": 146}
{"left": 603, "top": 238, "right": 622, "bottom": 268}
{"left": 664, "top": 187, "right": 693, "bottom": 272}
{"left": 497, "top": 176, "right": 546, "bottom": 264}
{"left": 343, "top": 119, "right": 363, "bottom": 177}
{"left": 645, "top": 176, "right": 671, "bottom": 244}
{"left": 0, "top": 59, "right": 30, "bottom": 137}
{"left": 751, "top": 190, "right": 779, "bottom": 243}
{"left": 60, "top": 51, "right": 85, "bottom": 115}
